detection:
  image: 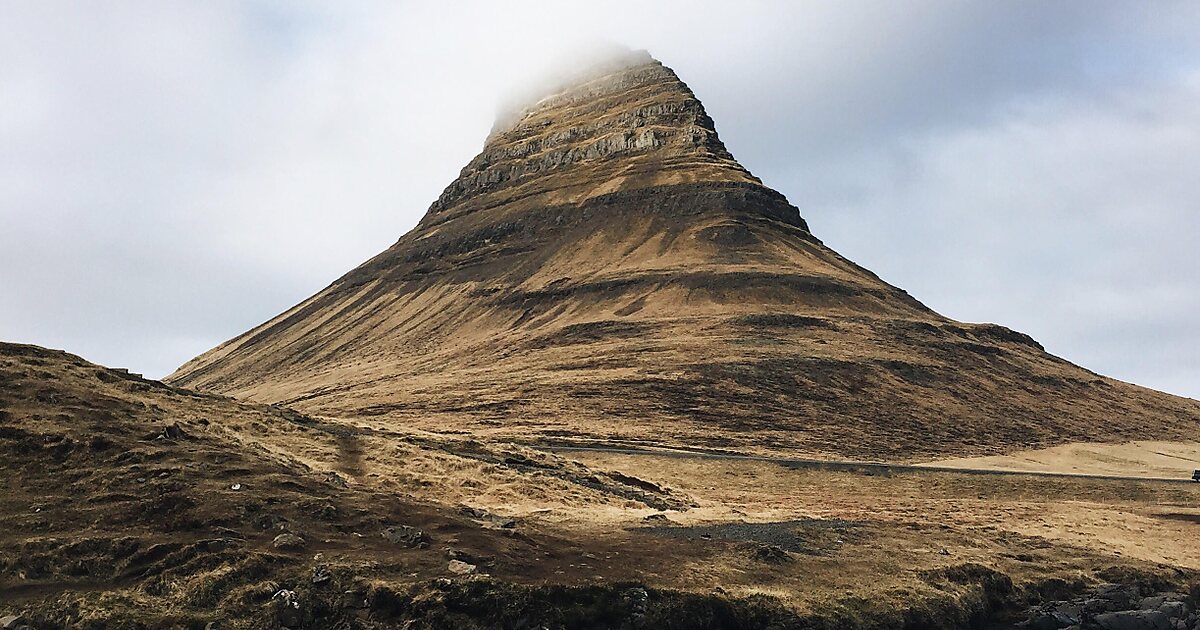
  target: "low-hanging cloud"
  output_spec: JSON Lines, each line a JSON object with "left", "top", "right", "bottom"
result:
{"left": 1, "top": 1, "right": 1197, "bottom": 398}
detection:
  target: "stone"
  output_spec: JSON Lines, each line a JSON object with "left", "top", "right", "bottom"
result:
{"left": 1085, "top": 584, "right": 1142, "bottom": 616}
{"left": 447, "top": 559, "right": 477, "bottom": 575}
{"left": 341, "top": 588, "right": 368, "bottom": 609}
{"left": 750, "top": 543, "right": 792, "bottom": 564}
{"left": 1028, "top": 605, "right": 1080, "bottom": 630}
{"left": 272, "top": 533, "right": 305, "bottom": 550}
{"left": 1140, "top": 595, "right": 1181, "bottom": 610}
{"left": 622, "top": 586, "right": 649, "bottom": 618}
{"left": 324, "top": 472, "right": 348, "bottom": 488}
{"left": 382, "top": 525, "right": 429, "bottom": 548}
{"left": 1096, "top": 584, "right": 1141, "bottom": 608}
{"left": 160, "top": 422, "right": 187, "bottom": 440}
{"left": 445, "top": 547, "right": 492, "bottom": 567}
{"left": 1138, "top": 594, "right": 1190, "bottom": 620}
{"left": 462, "top": 506, "right": 518, "bottom": 529}
{"left": 271, "top": 589, "right": 302, "bottom": 627}
{"left": 1093, "top": 610, "right": 1172, "bottom": 630}
{"left": 1045, "top": 601, "right": 1082, "bottom": 626}
{"left": 1026, "top": 614, "right": 1063, "bottom": 630}
{"left": 0, "top": 616, "right": 27, "bottom": 630}
{"left": 312, "top": 564, "right": 332, "bottom": 585}
{"left": 1157, "top": 601, "right": 1188, "bottom": 620}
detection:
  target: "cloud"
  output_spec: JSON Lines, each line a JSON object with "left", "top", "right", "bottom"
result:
{"left": 1, "top": 2, "right": 1197, "bottom": 398}
{"left": 804, "top": 73, "right": 1200, "bottom": 396}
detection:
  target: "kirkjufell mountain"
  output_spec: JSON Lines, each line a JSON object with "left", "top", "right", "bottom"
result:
{"left": 168, "top": 51, "right": 1198, "bottom": 460}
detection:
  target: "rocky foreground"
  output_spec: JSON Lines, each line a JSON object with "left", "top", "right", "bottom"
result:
{"left": 1011, "top": 582, "right": 1198, "bottom": 629}
{"left": 2, "top": 341, "right": 1199, "bottom": 628}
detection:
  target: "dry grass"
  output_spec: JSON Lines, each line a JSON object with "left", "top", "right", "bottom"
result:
{"left": 2, "top": 341, "right": 1197, "bottom": 627}
{"left": 924, "top": 440, "right": 1200, "bottom": 477}
{"left": 563, "top": 452, "right": 1200, "bottom": 570}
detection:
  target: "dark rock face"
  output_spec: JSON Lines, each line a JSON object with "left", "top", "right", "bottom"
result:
{"left": 167, "top": 51, "right": 1200, "bottom": 460}
{"left": 1010, "top": 585, "right": 1195, "bottom": 630}
{"left": 1092, "top": 610, "right": 1171, "bottom": 630}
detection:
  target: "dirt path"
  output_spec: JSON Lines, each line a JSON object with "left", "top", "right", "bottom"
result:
{"left": 534, "top": 443, "right": 1199, "bottom": 484}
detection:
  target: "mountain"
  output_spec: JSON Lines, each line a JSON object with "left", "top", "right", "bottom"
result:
{"left": 168, "top": 51, "right": 1198, "bottom": 460}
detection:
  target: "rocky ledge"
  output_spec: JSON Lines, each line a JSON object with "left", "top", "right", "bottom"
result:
{"left": 1008, "top": 583, "right": 1197, "bottom": 630}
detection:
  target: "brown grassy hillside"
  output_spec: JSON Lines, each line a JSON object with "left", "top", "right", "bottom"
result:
{"left": 6, "top": 341, "right": 1200, "bottom": 628}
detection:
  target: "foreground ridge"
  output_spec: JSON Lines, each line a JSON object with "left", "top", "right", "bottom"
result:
{"left": 5, "top": 340, "right": 1199, "bottom": 628}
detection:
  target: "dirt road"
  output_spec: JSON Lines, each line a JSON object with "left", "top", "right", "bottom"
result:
{"left": 536, "top": 443, "right": 1198, "bottom": 485}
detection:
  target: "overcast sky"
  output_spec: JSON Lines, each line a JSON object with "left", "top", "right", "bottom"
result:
{"left": 2, "top": 2, "right": 1198, "bottom": 399}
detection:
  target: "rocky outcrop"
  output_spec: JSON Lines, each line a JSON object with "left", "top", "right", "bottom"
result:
{"left": 1015, "top": 584, "right": 1196, "bottom": 630}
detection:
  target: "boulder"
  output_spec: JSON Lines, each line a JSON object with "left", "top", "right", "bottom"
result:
{"left": 0, "top": 616, "right": 27, "bottom": 630}
{"left": 312, "top": 564, "right": 332, "bottom": 585}
{"left": 271, "top": 589, "right": 302, "bottom": 627}
{"left": 445, "top": 547, "right": 492, "bottom": 567}
{"left": 382, "top": 525, "right": 429, "bottom": 548}
{"left": 1139, "top": 595, "right": 1184, "bottom": 610}
{"left": 1092, "top": 610, "right": 1172, "bottom": 630}
{"left": 622, "top": 586, "right": 649, "bottom": 623}
{"left": 324, "top": 472, "right": 348, "bottom": 488}
{"left": 1138, "top": 594, "right": 1190, "bottom": 620}
{"left": 271, "top": 533, "right": 306, "bottom": 550}
{"left": 447, "top": 559, "right": 477, "bottom": 575}
{"left": 160, "top": 423, "right": 187, "bottom": 440}
{"left": 1157, "top": 601, "right": 1188, "bottom": 620}
{"left": 462, "top": 506, "right": 518, "bottom": 529}
{"left": 750, "top": 543, "right": 792, "bottom": 564}
{"left": 1027, "top": 602, "right": 1080, "bottom": 630}
{"left": 1085, "top": 584, "right": 1142, "bottom": 616}
{"left": 341, "top": 588, "right": 368, "bottom": 610}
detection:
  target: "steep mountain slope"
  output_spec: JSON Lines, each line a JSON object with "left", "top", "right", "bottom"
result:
{"left": 168, "top": 51, "right": 1199, "bottom": 460}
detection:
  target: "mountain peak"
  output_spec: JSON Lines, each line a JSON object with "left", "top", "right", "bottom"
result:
{"left": 426, "top": 51, "right": 758, "bottom": 222}
{"left": 488, "top": 47, "right": 658, "bottom": 137}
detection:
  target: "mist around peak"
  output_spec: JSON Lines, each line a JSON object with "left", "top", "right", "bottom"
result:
{"left": 489, "top": 43, "right": 654, "bottom": 138}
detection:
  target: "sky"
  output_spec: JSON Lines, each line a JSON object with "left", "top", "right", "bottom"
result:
{"left": 2, "top": 1, "right": 1198, "bottom": 399}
